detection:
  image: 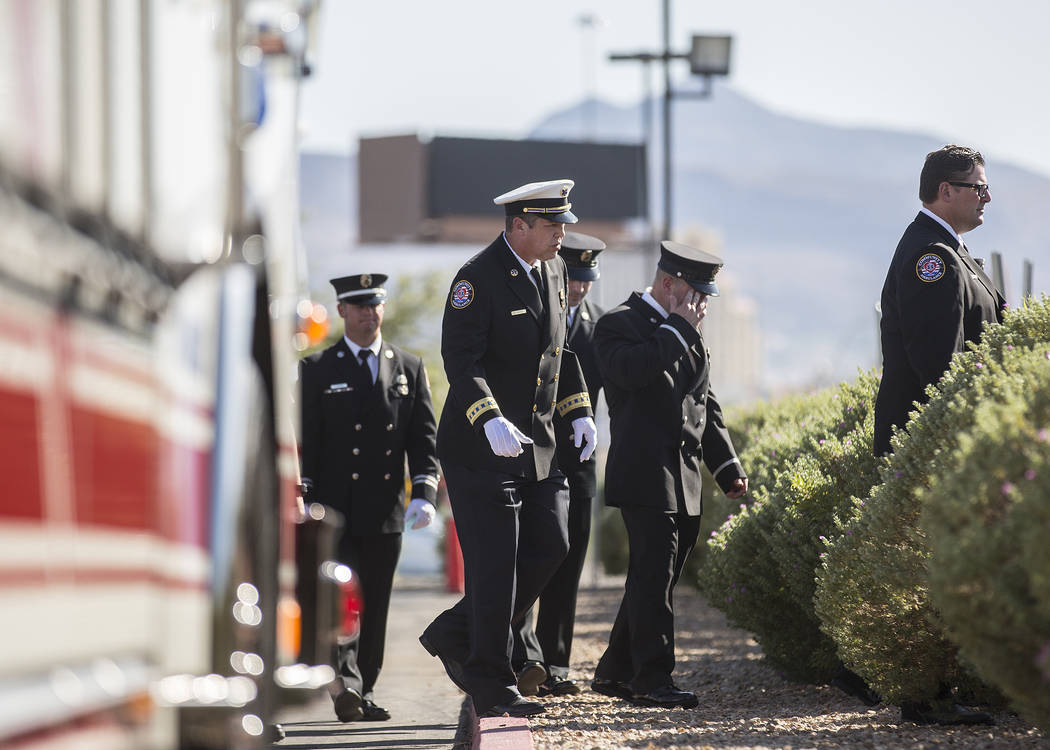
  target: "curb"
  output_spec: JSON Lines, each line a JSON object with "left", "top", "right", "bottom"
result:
{"left": 459, "top": 697, "right": 536, "bottom": 750}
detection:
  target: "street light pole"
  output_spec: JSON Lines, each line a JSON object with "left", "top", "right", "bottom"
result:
{"left": 611, "top": 7, "right": 731, "bottom": 244}
{"left": 662, "top": 0, "right": 673, "bottom": 241}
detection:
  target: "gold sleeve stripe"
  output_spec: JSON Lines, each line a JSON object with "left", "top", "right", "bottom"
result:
{"left": 556, "top": 392, "right": 591, "bottom": 417}
{"left": 466, "top": 397, "right": 499, "bottom": 425}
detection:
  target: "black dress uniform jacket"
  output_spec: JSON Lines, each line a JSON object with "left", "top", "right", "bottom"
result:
{"left": 300, "top": 338, "right": 439, "bottom": 534}
{"left": 554, "top": 298, "right": 604, "bottom": 495}
{"left": 596, "top": 293, "right": 744, "bottom": 515}
{"left": 438, "top": 234, "right": 593, "bottom": 476}
{"left": 874, "top": 211, "right": 1005, "bottom": 455}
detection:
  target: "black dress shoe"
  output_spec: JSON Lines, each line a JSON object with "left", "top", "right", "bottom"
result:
{"left": 631, "top": 684, "right": 699, "bottom": 709}
{"left": 359, "top": 698, "right": 391, "bottom": 721}
{"left": 900, "top": 700, "right": 995, "bottom": 726}
{"left": 419, "top": 633, "right": 469, "bottom": 693}
{"left": 515, "top": 662, "right": 547, "bottom": 697}
{"left": 480, "top": 696, "right": 546, "bottom": 718}
{"left": 590, "top": 678, "right": 633, "bottom": 700}
{"left": 538, "top": 675, "right": 582, "bottom": 697}
{"left": 830, "top": 666, "right": 881, "bottom": 706}
{"left": 333, "top": 688, "right": 363, "bottom": 722}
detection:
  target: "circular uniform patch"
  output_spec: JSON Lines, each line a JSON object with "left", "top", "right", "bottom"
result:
{"left": 450, "top": 280, "right": 474, "bottom": 309}
{"left": 916, "top": 253, "right": 945, "bottom": 282}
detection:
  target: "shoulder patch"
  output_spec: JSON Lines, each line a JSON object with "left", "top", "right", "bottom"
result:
{"left": 450, "top": 280, "right": 474, "bottom": 309}
{"left": 916, "top": 253, "right": 945, "bottom": 282}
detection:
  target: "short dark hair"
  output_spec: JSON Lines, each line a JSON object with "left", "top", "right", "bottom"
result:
{"left": 505, "top": 213, "right": 539, "bottom": 232}
{"left": 919, "top": 145, "right": 984, "bottom": 203}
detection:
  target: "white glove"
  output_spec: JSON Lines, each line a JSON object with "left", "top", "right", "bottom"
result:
{"left": 483, "top": 417, "right": 534, "bottom": 457}
{"left": 404, "top": 498, "right": 436, "bottom": 530}
{"left": 572, "top": 416, "right": 598, "bottom": 462}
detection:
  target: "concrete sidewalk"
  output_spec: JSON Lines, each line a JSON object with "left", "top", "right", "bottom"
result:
{"left": 273, "top": 578, "right": 468, "bottom": 749}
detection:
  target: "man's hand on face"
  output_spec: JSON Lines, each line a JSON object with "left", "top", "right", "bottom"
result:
{"left": 668, "top": 287, "right": 707, "bottom": 330}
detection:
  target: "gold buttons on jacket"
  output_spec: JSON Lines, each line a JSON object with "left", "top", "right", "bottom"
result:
{"left": 352, "top": 473, "right": 360, "bottom": 480}
{"left": 554, "top": 346, "right": 560, "bottom": 355}
{"left": 537, "top": 378, "right": 541, "bottom": 386}
{"left": 355, "top": 424, "right": 362, "bottom": 431}
{"left": 386, "top": 423, "right": 393, "bottom": 431}
{"left": 384, "top": 473, "right": 391, "bottom": 480}
{"left": 385, "top": 449, "right": 392, "bottom": 456}
{"left": 533, "top": 404, "right": 538, "bottom": 412}
{"left": 353, "top": 448, "right": 360, "bottom": 455}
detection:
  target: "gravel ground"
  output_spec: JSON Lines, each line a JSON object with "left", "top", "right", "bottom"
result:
{"left": 528, "top": 587, "right": 1049, "bottom": 750}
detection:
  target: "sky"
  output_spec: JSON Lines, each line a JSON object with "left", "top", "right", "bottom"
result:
{"left": 300, "top": 0, "right": 1050, "bottom": 179}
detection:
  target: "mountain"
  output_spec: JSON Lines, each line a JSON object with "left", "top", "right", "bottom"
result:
{"left": 530, "top": 84, "right": 1050, "bottom": 387}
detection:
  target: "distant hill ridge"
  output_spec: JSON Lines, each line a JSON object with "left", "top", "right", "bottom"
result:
{"left": 299, "top": 85, "right": 1049, "bottom": 389}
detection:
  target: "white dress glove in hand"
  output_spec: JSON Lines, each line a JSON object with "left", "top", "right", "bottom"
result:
{"left": 572, "top": 416, "right": 599, "bottom": 462}
{"left": 404, "top": 498, "right": 436, "bottom": 530}
{"left": 483, "top": 417, "right": 534, "bottom": 457}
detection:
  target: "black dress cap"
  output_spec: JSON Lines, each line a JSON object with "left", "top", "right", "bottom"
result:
{"left": 330, "top": 273, "right": 388, "bottom": 305}
{"left": 559, "top": 231, "right": 606, "bottom": 281}
{"left": 657, "top": 241, "right": 722, "bottom": 297}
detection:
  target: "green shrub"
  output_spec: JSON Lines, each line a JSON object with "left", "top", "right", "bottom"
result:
{"left": 922, "top": 350, "right": 1050, "bottom": 731}
{"left": 699, "top": 373, "right": 881, "bottom": 681}
{"left": 815, "top": 297, "right": 1050, "bottom": 704}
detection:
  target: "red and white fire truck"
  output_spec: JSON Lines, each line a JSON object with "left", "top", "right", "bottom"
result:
{"left": 0, "top": 1, "right": 351, "bottom": 748}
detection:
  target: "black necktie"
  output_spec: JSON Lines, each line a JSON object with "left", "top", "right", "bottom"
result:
{"left": 357, "top": 349, "right": 374, "bottom": 386}
{"left": 530, "top": 266, "right": 546, "bottom": 313}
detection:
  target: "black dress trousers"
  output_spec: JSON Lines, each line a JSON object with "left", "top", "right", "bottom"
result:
{"left": 425, "top": 462, "right": 569, "bottom": 712}
{"left": 594, "top": 507, "right": 701, "bottom": 693}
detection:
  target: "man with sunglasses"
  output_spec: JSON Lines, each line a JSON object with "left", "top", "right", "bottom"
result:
{"left": 874, "top": 144, "right": 1005, "bottom": 458}
{"left": 873, "top": 146, "right": 1005, "bottom": 724}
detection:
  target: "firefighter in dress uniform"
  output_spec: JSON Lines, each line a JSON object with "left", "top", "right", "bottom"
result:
{"left": 419, "top": 180, "right": 599, "bottom": 718}
{"left": 590, "top": 242, "right": 747, "bottom": 709}
{"left": 513, "top": 231, "right": 606, "bottom": 697}
{"left": 873, "top": 145, "right": 1004, "bottom": 726}
{"left": 300, "top": 274, "right": 440, "bottom": 722}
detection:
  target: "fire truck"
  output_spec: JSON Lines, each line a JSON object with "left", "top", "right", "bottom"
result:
{"left": 0, "top": 1, "right": 351, "bottom": 748}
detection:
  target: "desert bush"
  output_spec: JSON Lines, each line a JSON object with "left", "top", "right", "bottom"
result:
{"left": 922, "top": 350, "right": 1050, "bottom": 731}
{"left": 699, "top": 373, "right": 881, "bottom": 681}
{"left": 815, "top": 297, "right": 1050, "bottom": 704}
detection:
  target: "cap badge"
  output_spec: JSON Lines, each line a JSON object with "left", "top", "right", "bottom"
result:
{"left": 510, "top": 268, "right": 519, "bottom": 277}
{"left": 450, "top": 279, "right": 474, "bottom": 309}
{"left": 360, "top": 274, "right": 372, "bottom": 287}
{"left": 561, "top": 186, "right": 569, "bottom": 197}
{"left": 580, "top": 250, "right": 592, "bottom": 262}
{"left": 916, "top": 253, "right": 945, "bottom": 283}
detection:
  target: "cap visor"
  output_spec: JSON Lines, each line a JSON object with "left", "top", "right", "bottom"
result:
{"left": 342, "top": 294, "right": 385, "bottom": 305}
{"left": 567, "top": 267, "right": 600, "bottom": 281}
{"left": 686, "top": 280, "right": 719, "bottom": 297}
{"left": 549, "top": 210, "right": 578, "bottom": 224}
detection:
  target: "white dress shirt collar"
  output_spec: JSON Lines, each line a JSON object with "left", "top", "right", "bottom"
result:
{"left": 920, "top": 206, "right": 963, "bottom": 246}
{"left": 641, "top": 289, "right": 669, "bottom": 319}
{"left": 502, "top": 232, "right": 542, "bottom": 278}
{"left": 344, "top": 335, "right": 382, "bottom": 359}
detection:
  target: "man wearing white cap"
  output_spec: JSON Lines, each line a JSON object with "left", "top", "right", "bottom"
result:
{"left": 420, "top": 180, "right": 599, "bottom": 718}
{"left": 300, "top": 273, "right": 440, "bottom": 722}
{"left": 590, "top": 242, "right": 747, "bottom": 709}
{"left": 513, "top": 231, "right": 607, "bottom": 697}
